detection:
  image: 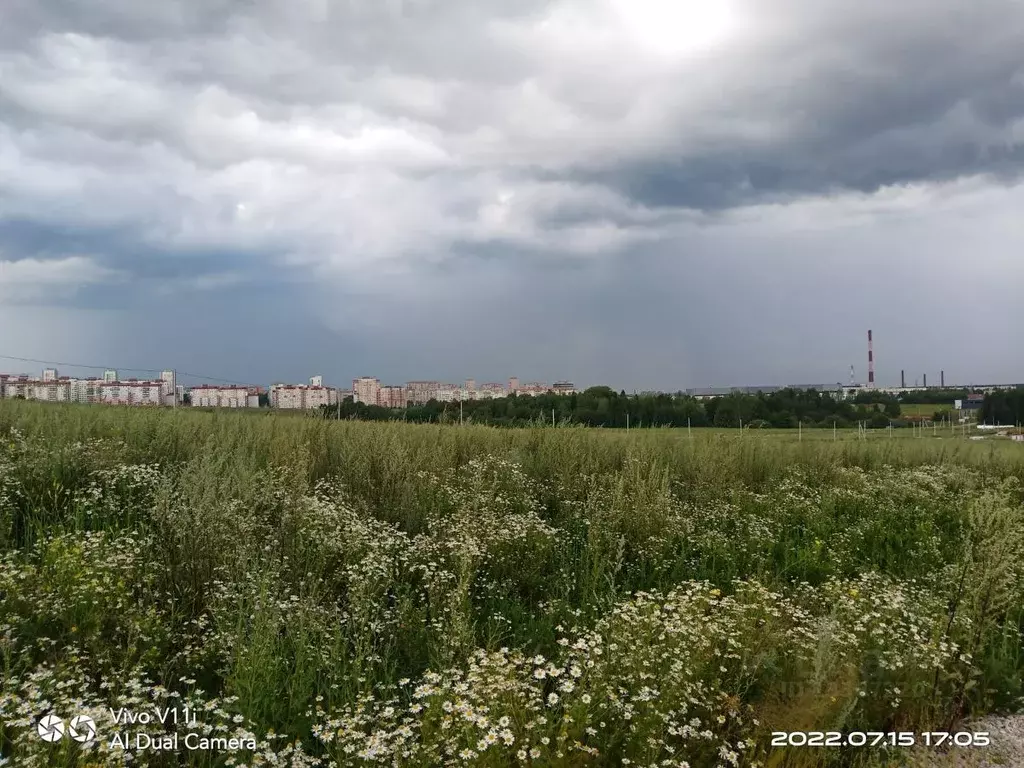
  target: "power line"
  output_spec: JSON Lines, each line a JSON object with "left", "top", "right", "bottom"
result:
{"left": 0, "top": 354, "right": 259, "bottom": 387}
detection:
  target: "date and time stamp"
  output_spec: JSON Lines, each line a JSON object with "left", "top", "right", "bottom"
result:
{"left": 771, "top": 730, "right": 990, "bottom": 748}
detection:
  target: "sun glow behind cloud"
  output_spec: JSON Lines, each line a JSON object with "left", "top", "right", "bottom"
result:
{"left": 609, "top": 0, "right": 740, "bottom": 58}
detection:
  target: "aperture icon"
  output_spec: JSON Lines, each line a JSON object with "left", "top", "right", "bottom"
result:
{"left": 69, "top": 715, "right": 97, "bottom": 743}
{"left": 37, "top": 715, "right": 65, "bottom": 742}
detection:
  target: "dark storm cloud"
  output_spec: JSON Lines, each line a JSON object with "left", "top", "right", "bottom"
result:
{"left": 570, "top": 0, "right": 1024, "bottom": 208}
{"left": 0, "top": 220, "right": 280, "bottom": 286}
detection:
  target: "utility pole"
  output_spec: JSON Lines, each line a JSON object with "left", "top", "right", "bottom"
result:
{"left": 460, "top": 397, "right": 463, "bottom": 426}
{"left": 552, "top": 408, "right": 555, "bottom": 427}
{"left": 688, "top": 417, "right": 692, "bottom": 439}
{"left": 799, "top": 421, "right": 802, "bottom": 442}
{"left": 626, "top": 413, "right": 630, "bottom": 432}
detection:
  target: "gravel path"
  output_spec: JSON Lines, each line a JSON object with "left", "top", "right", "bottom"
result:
{"left": 907, "top": 715, "right": 1024, "bottom": 767}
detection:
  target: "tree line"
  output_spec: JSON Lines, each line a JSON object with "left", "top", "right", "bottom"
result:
{"left": 979, "top": 389, "right": 1024, "bottom": 425}
{"left": 314, "top": 386, "right": 974, "bottom": 429}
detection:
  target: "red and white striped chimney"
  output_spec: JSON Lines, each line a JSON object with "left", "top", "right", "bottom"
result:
{"left": 867, "top": 330, "right": 875, "bottom": 387}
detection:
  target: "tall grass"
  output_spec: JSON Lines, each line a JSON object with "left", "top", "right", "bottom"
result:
{"left": 0, "top": 400, "right": 1021, "bottom": 767}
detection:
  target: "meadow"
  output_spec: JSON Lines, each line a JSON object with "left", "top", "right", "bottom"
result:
{"left": 897, "top": 405, "right": 953, "bottom": 420}
{"left": 0, "top": 400, "right": 1022, "bottom": 767}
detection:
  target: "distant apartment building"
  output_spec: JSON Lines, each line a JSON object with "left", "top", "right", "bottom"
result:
{"left": 304, "top": 386, "right": 337, "bottom": 410}
{"left": 160, "top": 370, "right": 178, "bottom": 406}
{"left": 516, "top": 382, "right": 550, "bottom": 396}
{"left": 190, "top": 385, "right": 259, "bottom": 408}
{"left": 479, "top": 383, "right": 507, "bottom": 399}
{"left": 9, "top": 376, "right": 72, "bottom": 405}
{"left": 70, "top": 378, "right": 101, "bottom": 404}
{"left": 378, "top": 385, "right": 408, "bottom": 409}
{"left": 0, "top": 375, "right": 30, "bottom": 399}
{"left": 269, "top": 380, "right": 339, "bottom": 410}
{"left": 269, "top": 386, "right": 303, "bottom": 410}
{"left": 97, "top": 379, "right": 166, "bottom": 406}
{"left": 39, "top": 379, "right": 73, "bottom": 402}
{"left": 465, "top": 378, "right": 476, "bottom": 392}
{"left": 352, "top": 377, "right": 381, "bottom": 405}
{"left": 552, "top": 381, "right": 576, "bottom": 394}
{"left": 1, "top": 371, "right": 167, "bottom": 406}
{"left": 406, "top": 381, "right": 441, "bottom": 404}
{"left": 433, "top": 384, "right": 466, "bottom": 403}
{"left": 508, "top": 377, "right": 520, "bottom": 393}
{"left": 103, "top": 370, "right": 118, "bottom": 383}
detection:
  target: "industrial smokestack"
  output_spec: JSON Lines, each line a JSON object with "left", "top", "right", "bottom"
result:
{"left": 941, "top": 370, "right": 945, "bottom": 388}
{"left": 868, "top": 330, "right": 875, "bottom": 387}
{"left": 923, "top": 373, "right": 927, "bottom": 388}
{"left": 901, "top": 370, "right": 905, "bottom": 388}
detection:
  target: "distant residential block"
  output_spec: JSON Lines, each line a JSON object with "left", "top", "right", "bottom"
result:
{"left": 270, "top": 381, "right": 340, "bottom": 410}
{"left": 378, "top": 385, "right": 408, "bottom": 409}
{"left": 406, "top": 381, "right": 441, "bottom": 404}
{"left": 0, "top": 370, "right": 170, "bottom": 406}
{"left": 352, "top": 377, "right": 381, "bottom": 405}
{"left": 190, "top": 385, "right": 259, "bottom": 408}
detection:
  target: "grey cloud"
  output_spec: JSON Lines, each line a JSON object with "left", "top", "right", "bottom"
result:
{"left": 569, "top": 1, "right": 1024, "bottom": 207}
{"left": 7, "top": 0, "right": 1021, "bottom": 213}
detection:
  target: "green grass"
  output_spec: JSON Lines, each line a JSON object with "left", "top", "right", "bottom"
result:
{"left": 900, "top": 403, "right": 954, "bottom": 419}
{"left": 0, "top": 400, "right": 1022, "bottom": 768}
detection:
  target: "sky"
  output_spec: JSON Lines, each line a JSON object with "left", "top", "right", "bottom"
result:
{"left": 1, "top": 0, "right": 1022, "bottom": 391}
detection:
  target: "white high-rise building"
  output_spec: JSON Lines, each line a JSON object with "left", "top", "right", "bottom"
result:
{"left": 103, "top": 370, "right": 118, "bottom": 383}
{"left": 42, "top": 368, "right": 58, "bottom": 382}
{"left": 309, "top": 375, "right": 323, "bottom": 387}
{"left": 160, "top": 370, "right": 177, "bottom": 405}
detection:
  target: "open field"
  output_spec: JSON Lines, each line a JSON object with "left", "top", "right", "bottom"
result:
{"left": 900, "top": 404, "right": 954, "bottom": 419}
{"left": 0, "top": 400, "right": 1022, "bottom": 767}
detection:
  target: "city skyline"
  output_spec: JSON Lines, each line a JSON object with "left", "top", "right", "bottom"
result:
{"left": 2, "top": 350, "right": 1021, "bottom": 397}
{"left": 5, "top": 356, "right": 1019, "bottom": 404}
